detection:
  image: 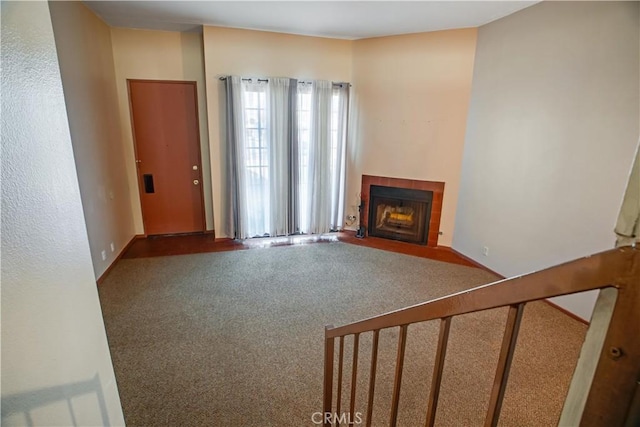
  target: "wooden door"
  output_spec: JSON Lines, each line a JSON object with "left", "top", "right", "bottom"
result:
{"left": 128, "top": 80, "right": 205, "bottom": 235}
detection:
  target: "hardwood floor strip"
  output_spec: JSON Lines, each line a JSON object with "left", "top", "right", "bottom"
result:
{"left": 121, "top": 231, "right": 478, "bottom": 269}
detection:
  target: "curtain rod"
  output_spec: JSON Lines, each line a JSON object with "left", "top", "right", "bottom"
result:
{"left": 217, "top": 76, "right": 351, "bottom": 87}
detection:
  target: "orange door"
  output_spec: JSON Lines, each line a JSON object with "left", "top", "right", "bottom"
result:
{"left": 129, "top": 80, "right": 205, "bottom": 235}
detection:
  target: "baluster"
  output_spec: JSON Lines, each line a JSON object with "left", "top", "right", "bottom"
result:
{"left": 336, "top": 336, "right": 344, "bottom": 426}
{"left": 366, "top": 329, "right": 380, "bottom": 427}
{"left": 390, "top": 325, "right": 409, "bottom": 427}
{"left": 425, "top": 316, "right": 452, "bottom": 427}
{"left": 323, "top": 326, "right": 335, "bottom": 427}
{"left": 484, "top": 303, "right": 525, "bottom": 427}
{"left": 350, "top": 333, "right": 360, "bottom": 423}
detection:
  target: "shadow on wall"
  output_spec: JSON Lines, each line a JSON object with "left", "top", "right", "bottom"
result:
{"left": 1, "top": 374, "right": 110, "bottom": 426}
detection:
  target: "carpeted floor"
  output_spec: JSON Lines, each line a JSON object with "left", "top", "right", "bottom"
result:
{"left": 98, "top": 242, "right": 587, "bottom": 426}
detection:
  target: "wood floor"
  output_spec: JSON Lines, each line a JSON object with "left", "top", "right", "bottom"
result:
{"left": 122, "top": 231, "right": 481, "bottom": 269}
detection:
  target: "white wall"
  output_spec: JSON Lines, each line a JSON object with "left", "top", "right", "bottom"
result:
{"left": 351, "top": 29, "right": 477, "bottom": 245}
{"left": 453, "top": 1, "right": 639, "bottom": 320}
{"left": 49, "top": 1, "right": 135, "bottom": 279}
{"left": 1, "top": 2, "right": 125, "bottom": 425}
{"left": 203, "top": 26, "right": 353, "bottom": 237}
{"left": 110, "top": 28, "right": 213, "bottom": 233}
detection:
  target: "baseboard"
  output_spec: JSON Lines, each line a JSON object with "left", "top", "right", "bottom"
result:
{"left": 447, "top": 247, "right": 506, "bottom": 278}
{"left": 543, "top": 299, "right": 590, "bottom": 325}
{"left": 448, "top": 248, "right": 590, "bottom": 325}
{"left": 96, "top": 234, "right": 143, "bottom": 285}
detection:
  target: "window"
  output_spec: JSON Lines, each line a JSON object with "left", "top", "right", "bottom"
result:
{"left": 297, "top": 84, "right": 312, "bottom": 233}
{"left": 242, "top": 82, "right": 269, "bottom": 237}
{"left": 227, "top": 77, "right": 349, "bottom": 239}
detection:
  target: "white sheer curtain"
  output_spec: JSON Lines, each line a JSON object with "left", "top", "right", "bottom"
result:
{"left": 296, "top": 83, "right": 313, "bottom": 233}
{"left": 224, "top": 76, "right": 246, "bottom": 238}
{"left": 224, "top": 77, "right": 274, "bottom": 238}
{"left": 241, "top": 80, "right": 269, "bottom": 238}
{"left": 268, "top": 78, "right": 294, "bottom": 237}
{"left": 304, "top": 80, "right": 333, "bottom": 234}
{"left": 225, "top": 76, "right": 349, "bottom": 239}
{"left": 300, "top": 81, "right": 349, "bottom": 234}
{"left": 330, "top": 83, "right": 349, "bottom": 231}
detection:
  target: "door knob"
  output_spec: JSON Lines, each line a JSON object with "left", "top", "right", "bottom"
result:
{"left": 192, "top": 165, "right": 198, "bottom": 170}
{"left": 193, "top": 179, "right": 199, "bottom": 185}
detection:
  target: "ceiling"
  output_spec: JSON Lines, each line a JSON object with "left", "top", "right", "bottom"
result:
{"left": 83, "top": 1, "right": 539, "bottom": 40}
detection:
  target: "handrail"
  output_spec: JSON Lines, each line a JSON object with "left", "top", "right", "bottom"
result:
{"left": 322, "top": 245, "right": 640, "bottom": 427}
{"left": 326, "top": 246, "right": 639, "bottom": 338}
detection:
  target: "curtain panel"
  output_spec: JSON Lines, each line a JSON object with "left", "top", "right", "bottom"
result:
{"left": 224, "top": 76, "right": 349, "bottom": 239}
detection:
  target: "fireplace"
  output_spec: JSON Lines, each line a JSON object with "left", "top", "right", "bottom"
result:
{"left": 360, "top": 175, "right": 444, "bottom": 247}
{"left": 368, "top": 185, "right": 433, "bottom": 245}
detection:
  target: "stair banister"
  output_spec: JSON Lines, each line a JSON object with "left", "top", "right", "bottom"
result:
{"left": 323, "top": 246, "right": 640, "bottom": 427}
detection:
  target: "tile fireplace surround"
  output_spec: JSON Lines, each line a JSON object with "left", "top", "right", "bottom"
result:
{"left": 360, "top": 175, "right": 444, "bottom": 247}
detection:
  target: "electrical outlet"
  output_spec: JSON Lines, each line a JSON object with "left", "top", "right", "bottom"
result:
{"left": 347, "top": 215, "right": 356, "bottom": 221}
{"left": 110, "top": 242, "right": 115, "bottom": 252}
{"left": 101, "top": 250, "right": 107, "bottom": 261}
{"left": 482, "top": 246, "right": 489, "bottom": 257}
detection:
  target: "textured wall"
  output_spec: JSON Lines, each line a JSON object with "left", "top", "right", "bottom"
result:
{"left": 49, "top": 1, "right": 135, "bottom": 279}
{"left": 1, "top": 2, "right": 124, "bottom": 425}
{"left": 453, "top": 1, "right": 639, "bottom": 320}
{"left": 110, "top": 28, "right": 213, "bottom": 233}
{"left": 350, "top": 29, "right": 477, "bottom": 245}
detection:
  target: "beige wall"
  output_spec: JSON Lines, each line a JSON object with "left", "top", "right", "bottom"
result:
{"left": 350, "top": 29, "right": 478, "bottom": 246}
{"left": 110, "top": 28, "right": 213, "bottom": 233}
{"left": 2, "top": 1, "right": 124, "bottom": 424}
{"left": 453, "top": 1, "right": 639, "bottom": 320}
{"left": 50, "top": 1, "right": 135, "bottom": 279}
{"left": 202, "top": 26, "right": 353, "bottom": 236}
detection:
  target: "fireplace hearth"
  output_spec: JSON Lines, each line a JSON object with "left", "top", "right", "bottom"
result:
{"left": 361, "top": 175, "right": 444, "bottom": 247}
{"left": 368, "top": 185, "right": 433, "bottom": 245}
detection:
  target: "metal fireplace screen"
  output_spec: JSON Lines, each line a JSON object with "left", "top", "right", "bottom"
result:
{"left": 368, "top": 185, "right": 433, "bottom": 245}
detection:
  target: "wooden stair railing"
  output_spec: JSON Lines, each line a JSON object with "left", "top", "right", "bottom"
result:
{"left": 322, "top": 246, "right": 640, "bottom": 427}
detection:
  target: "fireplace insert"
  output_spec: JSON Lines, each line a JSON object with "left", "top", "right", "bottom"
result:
{"left": 368, "top": 185, "right": 433, "bottom": 245}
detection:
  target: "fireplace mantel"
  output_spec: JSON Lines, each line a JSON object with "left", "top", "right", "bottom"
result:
{"left": 361, "top": 175, "right": 444, "bottom": 247}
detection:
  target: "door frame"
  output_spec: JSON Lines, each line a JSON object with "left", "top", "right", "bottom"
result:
{"left": 127, "top": 79, "right": 206, "bottom": 236}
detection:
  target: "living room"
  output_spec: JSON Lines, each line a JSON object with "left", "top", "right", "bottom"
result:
{"left": 2, "top": 1, "right": 638, "bottom": 425}
{"left": 46, "top": 0, "right": 638, "bottom": 318}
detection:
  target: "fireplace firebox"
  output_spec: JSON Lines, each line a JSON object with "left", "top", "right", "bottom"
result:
{"left": 368, "top": 185, "right": 433, "bottom": 245}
